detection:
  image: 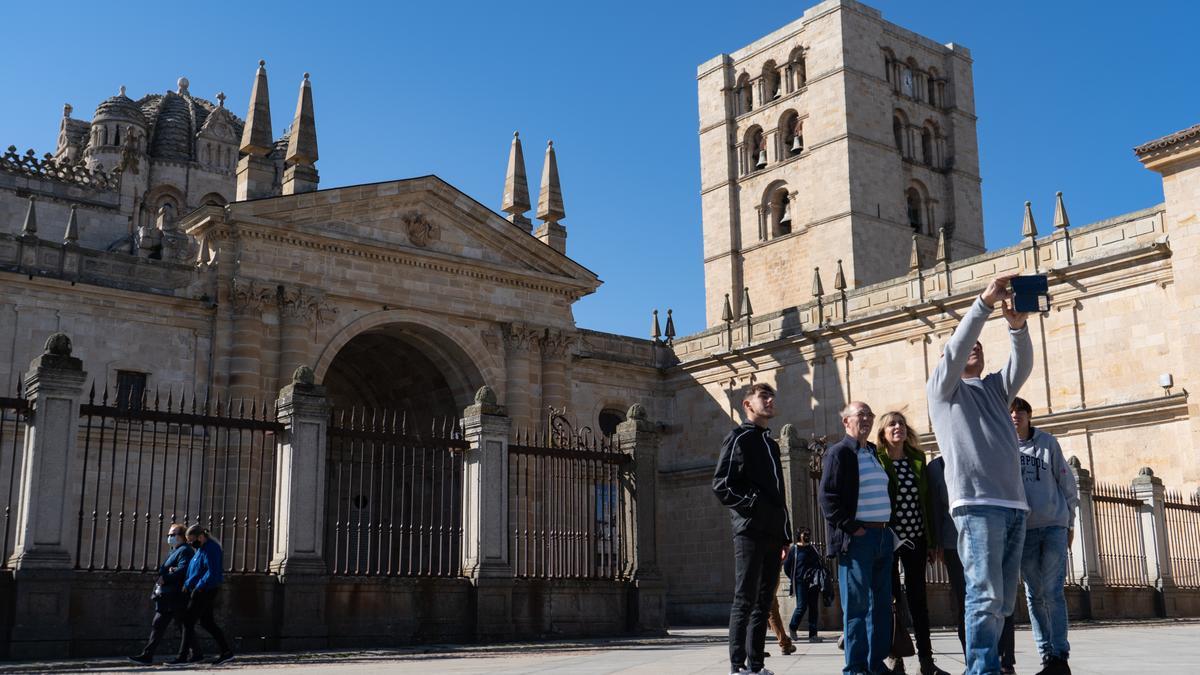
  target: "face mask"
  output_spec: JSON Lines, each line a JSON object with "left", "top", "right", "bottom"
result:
{"left": 190, "top": 540, "right": 201, "bottom": 549}
{"left": 166, "top": 535, "right": 179, "bottom": 546}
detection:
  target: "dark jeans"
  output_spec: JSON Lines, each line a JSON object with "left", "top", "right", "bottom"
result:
{"left": 944, "top": 548, "right": 967, "bottom": 654}
{"left": 1000, "top": 614, "right": 1015, "bottom": 669}
{"left": 180, "top": 587, "right": 231, "bottom": 658}
{"left": 138, "top": 607, "right": 184, "bottom": 657}
{"left": 788, "top": 585, "right": 821, "bottom": 635}
{"left": 728, "top": 533, "right": 784, "bottom": 672}
{"left": 891, "top": 539, "right": 934, "bottom": 662}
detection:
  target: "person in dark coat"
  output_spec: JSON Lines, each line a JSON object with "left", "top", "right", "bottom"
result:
{"left": 128, "top": 523, "right": 194, "bottom": 665}
{"left": 784, "top": 526, "right": 826, "bottom": 643}
{"left": 713, "top": 382, "right": 792, "bottom": 675}
{"left": 173, "top": 525, "right": 234, "bottom": 666}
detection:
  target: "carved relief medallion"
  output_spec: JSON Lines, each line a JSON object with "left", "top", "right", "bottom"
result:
{"left": 402, "top": 210, "right": 438, "bottom": 248}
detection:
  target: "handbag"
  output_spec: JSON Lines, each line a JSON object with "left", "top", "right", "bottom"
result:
{"left": 890, "top": 601, "right": 916, "bottom": 658}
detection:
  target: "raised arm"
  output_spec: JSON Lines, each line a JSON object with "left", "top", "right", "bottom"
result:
{"left": 927, "top": 296, "right": 993, "bottom": 401}
{"left": 998, "top": 310, "right": 1034, "bottom": 403}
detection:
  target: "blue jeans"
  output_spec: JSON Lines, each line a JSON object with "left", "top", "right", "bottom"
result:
{"left": 789, "top": 585, "right": 820, "bottom": 635}
{"left": 953, "top": 505, "right": 1027, "bottom": 675}
{"left": 837, "top": 527, "right": 893, "bottom": 675}
{"left": 1022, "top": 526, "right": 1071, "bottom": 660}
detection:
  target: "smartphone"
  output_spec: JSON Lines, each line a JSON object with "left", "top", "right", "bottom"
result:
{"left": 1011, "top": 275, "right": 1049, "bottom": 313}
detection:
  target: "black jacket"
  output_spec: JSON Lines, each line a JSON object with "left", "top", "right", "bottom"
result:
{"left": 819, "top": 435, "right": 878, "bottom": 558}
{"left": 712, "top": 422, "right": 792, "bottom": 543}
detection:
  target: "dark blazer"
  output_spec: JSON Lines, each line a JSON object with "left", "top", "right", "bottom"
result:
{"left": 818, "top": 435, "right": 876, "bottom": 558}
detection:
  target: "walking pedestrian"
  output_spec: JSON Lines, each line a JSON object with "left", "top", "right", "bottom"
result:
{"left": 713, "top": 382, "right": 793, "bottom": 675}
{"left": 820, "top": 401, "right": 894, "bottom": 675}
{"left": 875, "top": 411, "right": 950, "bottom": 675}
{"left": 1012, "top": 396, "right": 1078, "bottom": 674}
{"left": 926, "top": 273, "right": 1033, "bottom": 675}
{"left": 173, "top": 525, "right": 235, "bottom": 666}
{"left": 128, "top": 523, "right": 194, "bottom": 665}
{"left": 783, "top": 527, "right": 826, "bottom": 643}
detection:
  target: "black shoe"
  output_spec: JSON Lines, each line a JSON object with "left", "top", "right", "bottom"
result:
{"left": 127, "top": 654, "right": 153, "bottom": 665}
{"left": 211, "top": 652, "right": 235, "bottom": 666}
{"left": 189, "top": 652, "right": 206, "bottom": 663}
{"left": 165, "top": 657, "right": 189, "bottom": 666}
{"left": 920, "top": 658, "right": 951, "bottom": 675}
{"left": 1035, "top": 655, "right": 1070, "bottom": 675}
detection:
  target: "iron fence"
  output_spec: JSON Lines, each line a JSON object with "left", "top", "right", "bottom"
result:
{"left": 1092, "top": 482, "right": 1149, "bottom": 587}
{"left": 0, "top": 392, "right": 28, "bottom": 568}
{"left": 76, "top": 385, "right": 281, "bottom": 573}
{"left": 325, "top": 410, "right": 466, "bottom": 577}
{"left": 1165, "top": 489, "right": 1200, "bottom": 589}
{"left": 508, "top": 411, "right": 632, "bottom": 579}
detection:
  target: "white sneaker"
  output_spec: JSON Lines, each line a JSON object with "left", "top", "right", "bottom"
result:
{"left": 752, "top": 669, "right": 776, "bottom": 675}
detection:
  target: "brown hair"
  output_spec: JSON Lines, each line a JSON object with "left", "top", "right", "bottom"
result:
{"left": 1010, "top": 396, "right": 1033, "bottom": 415}
{"left": 742, "top": 382, "right": 776, "bottom": 401}
{"left": 875, "top": 411, "right": 923, "bottom": 455}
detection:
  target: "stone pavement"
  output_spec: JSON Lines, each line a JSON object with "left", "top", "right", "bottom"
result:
{"left": 1, "top": 621, "right": 1196, "bottom": 674}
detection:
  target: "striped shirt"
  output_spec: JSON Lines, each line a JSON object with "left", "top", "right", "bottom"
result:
{"left": 856, "top": 446, "right": 892, "bottom": 523}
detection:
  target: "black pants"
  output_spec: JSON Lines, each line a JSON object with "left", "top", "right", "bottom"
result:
{"left": 891, "top": 539, "right": 934, "bottom": 662}
{"left": 179, "top": 588, "right": 231, "bottom": 658}
{"left": 138, "top": 607, "right": 185, "bottom": 657}
{"left": 944, "top": 548, "right": 967, "bottom": 654}
{"left": 1000, "top": 613, "right": 1016, "bottom": 669}
{"left": 728, "top": 533, "right": 783, "bottom": 672}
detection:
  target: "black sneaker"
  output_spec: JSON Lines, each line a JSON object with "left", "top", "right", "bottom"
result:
{"left": 127, "top": 654, "right": 153, "bottom": 665}
{"left": 211, "top": 652, "right": 235, "bottom": 666}
{"left": 165, "top": 657, "right": 189, "bottom": 666}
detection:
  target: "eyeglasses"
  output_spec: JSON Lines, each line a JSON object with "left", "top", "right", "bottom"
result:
{"left": 849, "top": 411, "right": 875, "bottom": 419}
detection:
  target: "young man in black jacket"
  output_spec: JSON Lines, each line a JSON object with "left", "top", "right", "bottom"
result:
{"left": 713, "top": 383, "right": 792, "bottom": 675}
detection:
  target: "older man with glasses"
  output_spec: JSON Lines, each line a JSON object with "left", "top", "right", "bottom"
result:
{"left": 820, "top": 402, "right": 895, "bottom": 675}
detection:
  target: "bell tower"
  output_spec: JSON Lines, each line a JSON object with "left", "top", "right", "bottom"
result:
{"left": 697, "top": 0, "right": 983, "bottom": 326}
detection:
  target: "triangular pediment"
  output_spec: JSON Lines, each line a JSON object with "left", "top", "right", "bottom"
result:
{"left": 220, "top": 176, "right": 601, "bottom": 298}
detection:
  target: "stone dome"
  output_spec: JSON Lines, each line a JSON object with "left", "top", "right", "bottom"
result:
{"left": 135, "top": 90, "right": 244, "bottom": 163}
{"left": 92, "top": 87, "right": 146, "bottom": 127}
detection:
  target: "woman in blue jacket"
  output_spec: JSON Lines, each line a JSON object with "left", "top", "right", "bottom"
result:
{"left": 175, "top": 525, "right": 234, "bottom": 666}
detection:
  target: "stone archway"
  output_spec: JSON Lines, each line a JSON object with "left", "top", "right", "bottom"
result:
{"left": 319, "top": 320, "right": 487, "bottom": 429}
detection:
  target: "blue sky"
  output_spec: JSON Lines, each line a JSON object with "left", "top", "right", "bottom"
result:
{"left": 3, "top": 1, "right": 1196, "bottom": 339}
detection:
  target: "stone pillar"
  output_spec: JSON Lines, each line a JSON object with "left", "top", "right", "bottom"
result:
{"left": 778, "top": 424, "right": 813, "bottom": 543}
{"left": 1068, "top": 457, "right": 1104, "bottom": 596}
{"left": 541, "top": 329, "right": 571, "bottom": 422}
{"left": 461, "top": 386, "right": 514, "bottom": 639}
{"left": 270, "top": 366, "right": 332, "bottom": 648}
{"left": 1132, "top": 467, "right": 1174, "bottom": 616}
{"left": 616, "top": 403, "right": 666, "bottom": 634}
{"left": 502, "top": 324, "right": 534, "bottom": 430}
{"left": 229, "top": 277, "right": 270, "bottom": 402}
{"left": 279, "top": 286, "right": 319, "bottom": 388}
{"left": 7, "top": 333, "right": 87, "bottom": 658}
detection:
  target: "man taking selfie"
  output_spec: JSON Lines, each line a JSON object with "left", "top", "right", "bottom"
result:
{"left": 927, "top": 274, "right": 1033, "bottom": 675}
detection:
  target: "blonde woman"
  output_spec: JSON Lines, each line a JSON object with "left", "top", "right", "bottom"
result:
{"left": 875, "top": 412, "right": 949, "bottom": 675}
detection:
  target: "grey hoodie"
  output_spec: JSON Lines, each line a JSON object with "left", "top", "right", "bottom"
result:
{"left": 926, "top": 296, "right": 1034, "bottom": 511}
{"left": 1019, "top": 427, "right": 1079, "bottom": 530}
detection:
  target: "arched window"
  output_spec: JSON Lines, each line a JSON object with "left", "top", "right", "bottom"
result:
{"left": 745, "top": 126, "right": 767, "bottom": 173}
{"left": 780, "top": 112, "right": 803, "bottom": 156}
{"left": 598, "top": 408, "right": 625, "bottom": 437}
{"left": 927, "top": 68, "right": 940, "bottom": 107}
{"left": 906, "top": 188, "right": 922, "bottom": 230}
{"left": 921, "top": 127, "right": 933, "bottom": 166}
{"left": 772, "top": 187, "right": 793, "bottom": 236}
{"left": 736, "top": 73, "right": 753, "bottom": 115}
{"left": 789, "top": 48, "right": 807, "bottom": 91}
{"left": 892, "top": 111, "right": 909, "bottom": 157}
{"left": 902, "top": 58, "right": 918, "bottom": 98}
{"left": 762, "top": 61, "right": 781, "bottom": 102}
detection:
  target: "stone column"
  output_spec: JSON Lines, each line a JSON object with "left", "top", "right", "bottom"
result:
{"left": 778, "top": 424, "right": 814, "bottom": 543}
{"left": 270, "top": 365, "right": 332, "bottom": 648}
{"left": 279, "top": 286, "right": 321, "bottom": 388}
{"left": 540, "top": 329, "right": 571, "bottom": 427}
{"left": 1068, "top": 457, "right": 1104, "bottom": 597}
{"left": 7, "top": 333, "right": 87, "bottom": 658}
{"left": 615, "top": 403, "right": 666, "bottom": 634}
{"left": 502, "top": 324, "right": 534, "bottom": 431}
{"left": 461, "top": 386, "right": 514, "bottom": 639}
{"left": 229, "top": 277, "right": 270, "bottom": 402}
{"left": 1131, "top": 467, "right": 1174, "bottom": 615}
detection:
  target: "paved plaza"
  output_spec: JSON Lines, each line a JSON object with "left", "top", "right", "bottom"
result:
{"left": 0, "top": 620, "right": 1195, "bottom": 674}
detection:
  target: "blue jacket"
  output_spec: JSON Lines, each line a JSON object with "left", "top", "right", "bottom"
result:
{"left": 158, "top": 543, "right": 195, "bottom": 596}
{"left": 185, "top": 539, "right": 224, "bottom": 591}
{"left": 782, "top": 543, "right": 824, "bottom": 595}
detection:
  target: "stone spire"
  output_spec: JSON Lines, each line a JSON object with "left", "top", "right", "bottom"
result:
{"left": 64, "top": 205, "right": 78, "bottom": 245}
{"left": 237, "top": 60, "right": 276, "bottom": 200}
{"left": 811, "top": 266, "right": 824, "bottom": 298}
{"left": 664, "top": 309, "right": 676, "bottom": 344}
{"left": 501, "top": 132, "right": 532, "bottom": 230}
{"left": 21, "top": 196, "right": 36, "bottom": 237}
{"left": 909, "top": 234, "right": 921, "bottom": 272}
{"left": 721, "top": 293, "right": 734, "bottom": 323}
{"left": 651, "top": 309, "right": 662, "bottom": 341}
{"left": 935, "top": 226, "right": 949, "bottom": 265}
{"left": 534, "top": 140, "right": 567, "bottom": 254}
{"left": 1022, "top": 201, "right": 1038, "bottom": 238}
{"left": 833, "top": 259, "right": 846, "bottom": 291}
{"left": 283, "top": 73, "right": 319, "bottom": 196}
{"left": 240, "top": 60, "right": 273, "bottom": 156}
{"left": 1053, "top": 191, "right": 1070, "bottom": 229}
{"left": 740, "top": 287, "right": 753, "bottom": 318}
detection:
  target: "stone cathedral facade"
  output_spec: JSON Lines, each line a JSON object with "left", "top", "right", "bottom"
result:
{"left": 3, "top": 0, "right": 1200, "bottom": 624}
